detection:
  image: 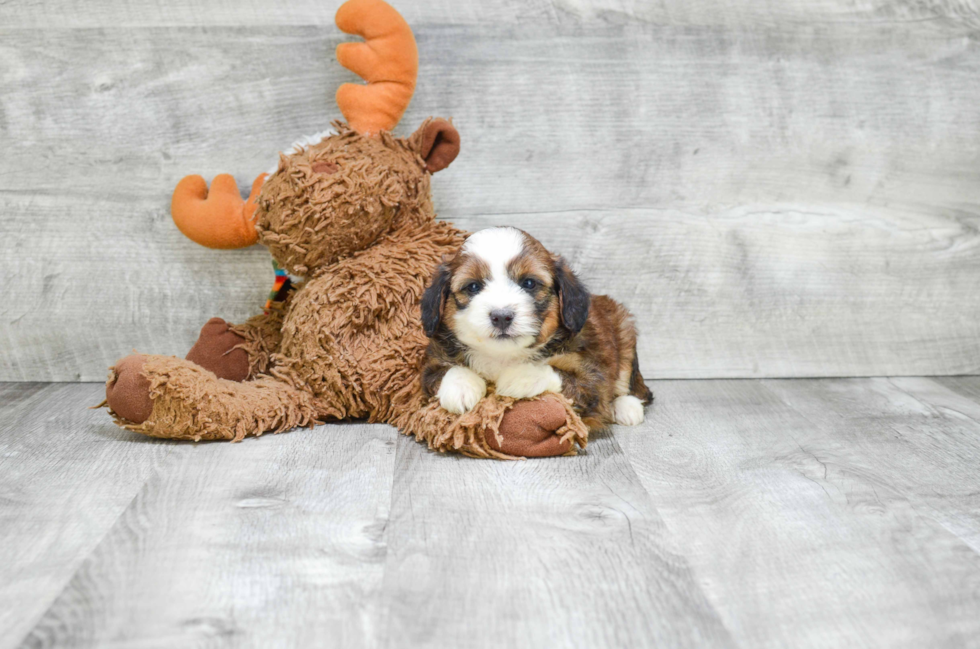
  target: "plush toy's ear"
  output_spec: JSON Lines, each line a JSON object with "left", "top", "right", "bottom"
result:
{"left": 415, "top": 118, "right": 461, "bottom": 173}
{"left": 421, "top": 263, "right": 452, "bottom": 337}
{"left": 554, "top": 257, "right": 590, "bottom": 334}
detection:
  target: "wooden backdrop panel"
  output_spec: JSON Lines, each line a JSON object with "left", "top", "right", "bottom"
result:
{"left": 3, "top": 0, "right": 980, "bottom": 28}
{"left": 1, "top": 3, "right": 979, "bottom": 380}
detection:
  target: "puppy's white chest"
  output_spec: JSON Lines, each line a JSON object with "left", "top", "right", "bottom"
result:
{"left": 465, "top": 350, "right": 533, "bottom": 382}
{"left": 464, "top": 350, "right": 562, "bottom": 400}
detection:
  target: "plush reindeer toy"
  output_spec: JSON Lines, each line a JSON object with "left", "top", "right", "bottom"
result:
{"left": 103, "top": 0, "right": 589, "bottom": 459}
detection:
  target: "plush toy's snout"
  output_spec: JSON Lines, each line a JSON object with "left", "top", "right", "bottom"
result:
{"left": 311, "top": 161, "right": 339, "bottom": 175}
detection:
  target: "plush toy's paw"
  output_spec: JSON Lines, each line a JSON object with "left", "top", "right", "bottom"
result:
{"left": 613, "top": 395, "right": 645, "bottom": 426}
{"left": 185, "top": 317, "right": 250, "bottom": 382}
{"left": 438, "top": 366, "right": 487, "bottom": 414}
{"left": 105, "top": 354, "right": 153, "bottom": 424}
{"left": 489, "top": 394, "right": 572, "bottom": 457}
{"left": 495, "top": 364, "right": 562, "bottom": 399}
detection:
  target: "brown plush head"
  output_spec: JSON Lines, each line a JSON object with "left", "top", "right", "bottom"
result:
{"left": 170, "top": 0, "right": 460, "bottom": 262}
{"left": 251, "top": 0, "right": 461, "bottom": 275}
{"left": 254, "top": 118, "right": 459, "bottom": 275}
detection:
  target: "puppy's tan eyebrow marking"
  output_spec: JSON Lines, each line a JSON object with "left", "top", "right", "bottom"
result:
{"left": 507, "top": 249, "right": 551, "bottom": 285}
{"left": 450, "top": 255, "right": 491, "bottom": 292}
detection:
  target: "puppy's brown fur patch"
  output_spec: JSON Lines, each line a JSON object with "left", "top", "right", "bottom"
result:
{"left": 450, "top": 256, "right": 491, "bottom": 293}
{"left": 547, "top": 295, "right": 652, "bottom": 430}
{"left": 507, "top": 244, "right": 552, "bottom": 287}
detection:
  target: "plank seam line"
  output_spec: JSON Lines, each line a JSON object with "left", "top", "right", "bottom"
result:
{"left": 601, "top": 429, "right": 738, "bottom": 644}
{"left": 881, "top": 376, "right": 980, "bottom": 557}
{"left": 12, "top": 451, "right": 176, "bottom": 646}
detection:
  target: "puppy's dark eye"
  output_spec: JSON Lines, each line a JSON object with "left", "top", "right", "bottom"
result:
{"left": 464, "top": 281, "right": 482, "bottom": 295}
{"left": 520, "top": 278, "right": 537, "bottom": 291}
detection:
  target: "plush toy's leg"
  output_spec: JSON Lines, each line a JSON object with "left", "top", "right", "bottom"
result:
{"left": 185, "top": 318, "right": 250, "bottom": 381}
{"left": 230, "top": 306, "right": 286, "bottom": 378}
{"left": 183, "top": 305, "right": 287, "bottom": 382}
{"left": 104, "top": 354, "right": 320, "bottom": 441}
{"left": 395, "top": 391, "right": 588, "bottom": 460}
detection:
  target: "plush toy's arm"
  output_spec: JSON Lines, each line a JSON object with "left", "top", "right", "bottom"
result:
{"left": 228, "top": 302, "right": 289, "bottom": 378}
{"left": 172, "top": 174, "right": 266, "bottom": 249}
{"left": 398, "top": 391, "right": 587, "bottom": 459}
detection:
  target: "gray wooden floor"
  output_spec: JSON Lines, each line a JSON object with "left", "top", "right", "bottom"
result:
{"left": 2, "top": 378, "right": 980, "bottom": 648}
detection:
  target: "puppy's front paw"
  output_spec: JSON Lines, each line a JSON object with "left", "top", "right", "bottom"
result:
{"left": 438, "top": 366, "right": 487, "bottom": 414}
{"left": 496, "top": 364, "right": 562, "bottom": 399}
{"left": 613, "top": 395, "right": 645, "bottom": 426}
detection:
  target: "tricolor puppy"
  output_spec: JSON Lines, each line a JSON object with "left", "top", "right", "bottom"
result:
{"left": 420, "top": 227, "right": 652, "bottom": 431}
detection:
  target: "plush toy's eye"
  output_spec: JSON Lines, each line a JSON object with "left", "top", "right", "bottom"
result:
{"left": 520, "top": 277, "right": 537, "bottom": 291}
{"left": 464, "top": 281, "right": 482, "bottom": 295}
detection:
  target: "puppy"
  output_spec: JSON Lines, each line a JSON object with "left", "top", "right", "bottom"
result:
{"left": 419, "top": 226, "right": 652, "bottom": 431}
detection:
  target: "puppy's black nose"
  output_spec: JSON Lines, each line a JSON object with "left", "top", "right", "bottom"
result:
{"left": 489, "top": 309, "right": 515, "bottom": 331}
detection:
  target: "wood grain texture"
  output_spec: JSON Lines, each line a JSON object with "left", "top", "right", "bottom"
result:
{"left": 378, "top": 429, "right": 733, "bottom": 648}
{"left": 4, "top": 379, "right": 980, "bottom": 645}
{"left": 0, "top": 383, "right": 177, "bottom": 649}
{"left": 17, "top": 420, "right": 396, "bottom": 649}
{"left": 617, "top": 379, "right": 980, "bottom": 648}
{"left": 2, "top": 0, "right": 979, "bottom": 28}
{"left": 2, "top": 1, "right": 980, "bottom": 381}
{"left": 764, "top": 376, "right": 980, "bottom": 554}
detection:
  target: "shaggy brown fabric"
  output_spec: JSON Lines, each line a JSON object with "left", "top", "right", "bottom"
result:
{"left": 230, "top": 299, "right": 290, "bottom": 378}
{"left": 256, "top": 123, "right": 435, "bottom": 276}
{"left": 105, "top": 123, "right": 589, "bottom": 458}
{"left": 109, "top": 355, "right": 321, "bottom": 442}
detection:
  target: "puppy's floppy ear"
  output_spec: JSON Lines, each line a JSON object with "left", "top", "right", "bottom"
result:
{"left": 421, "top": 263, "right": 452, "bottom": 337}
{"left": 554, "top": 257, "right": 590, "bottom": 334}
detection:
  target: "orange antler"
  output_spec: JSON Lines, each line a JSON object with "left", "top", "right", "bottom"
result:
{"left": 335, "top": 0, "right": 418, "bottom": 135}
{"left": 171, "top": 174, "right": 266, "bottom": 249}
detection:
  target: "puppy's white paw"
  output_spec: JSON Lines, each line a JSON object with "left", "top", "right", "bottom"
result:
{"left": 613, "top": 395, "right": 645, "bottom": 426}
{"left": 438, "top": 366, "right": 487, "bottom": 414}
{"left": 496, "top": 364, "right": 562, "bottom": 399}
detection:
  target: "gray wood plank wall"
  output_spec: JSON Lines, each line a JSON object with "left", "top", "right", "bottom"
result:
{"left": 2, "top": 0, "right": 979, "bottom": 381}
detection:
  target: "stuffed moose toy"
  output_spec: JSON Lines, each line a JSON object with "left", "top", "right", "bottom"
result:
{"left": 103, "top": 0, "right": 589, "bottom": 458}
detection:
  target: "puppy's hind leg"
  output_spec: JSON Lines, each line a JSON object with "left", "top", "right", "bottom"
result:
{"left": 627, "top": 350, "right": 653, "bottom": 405}
{"left": 614, "top": 346, "right": 652, "bottom": 426}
